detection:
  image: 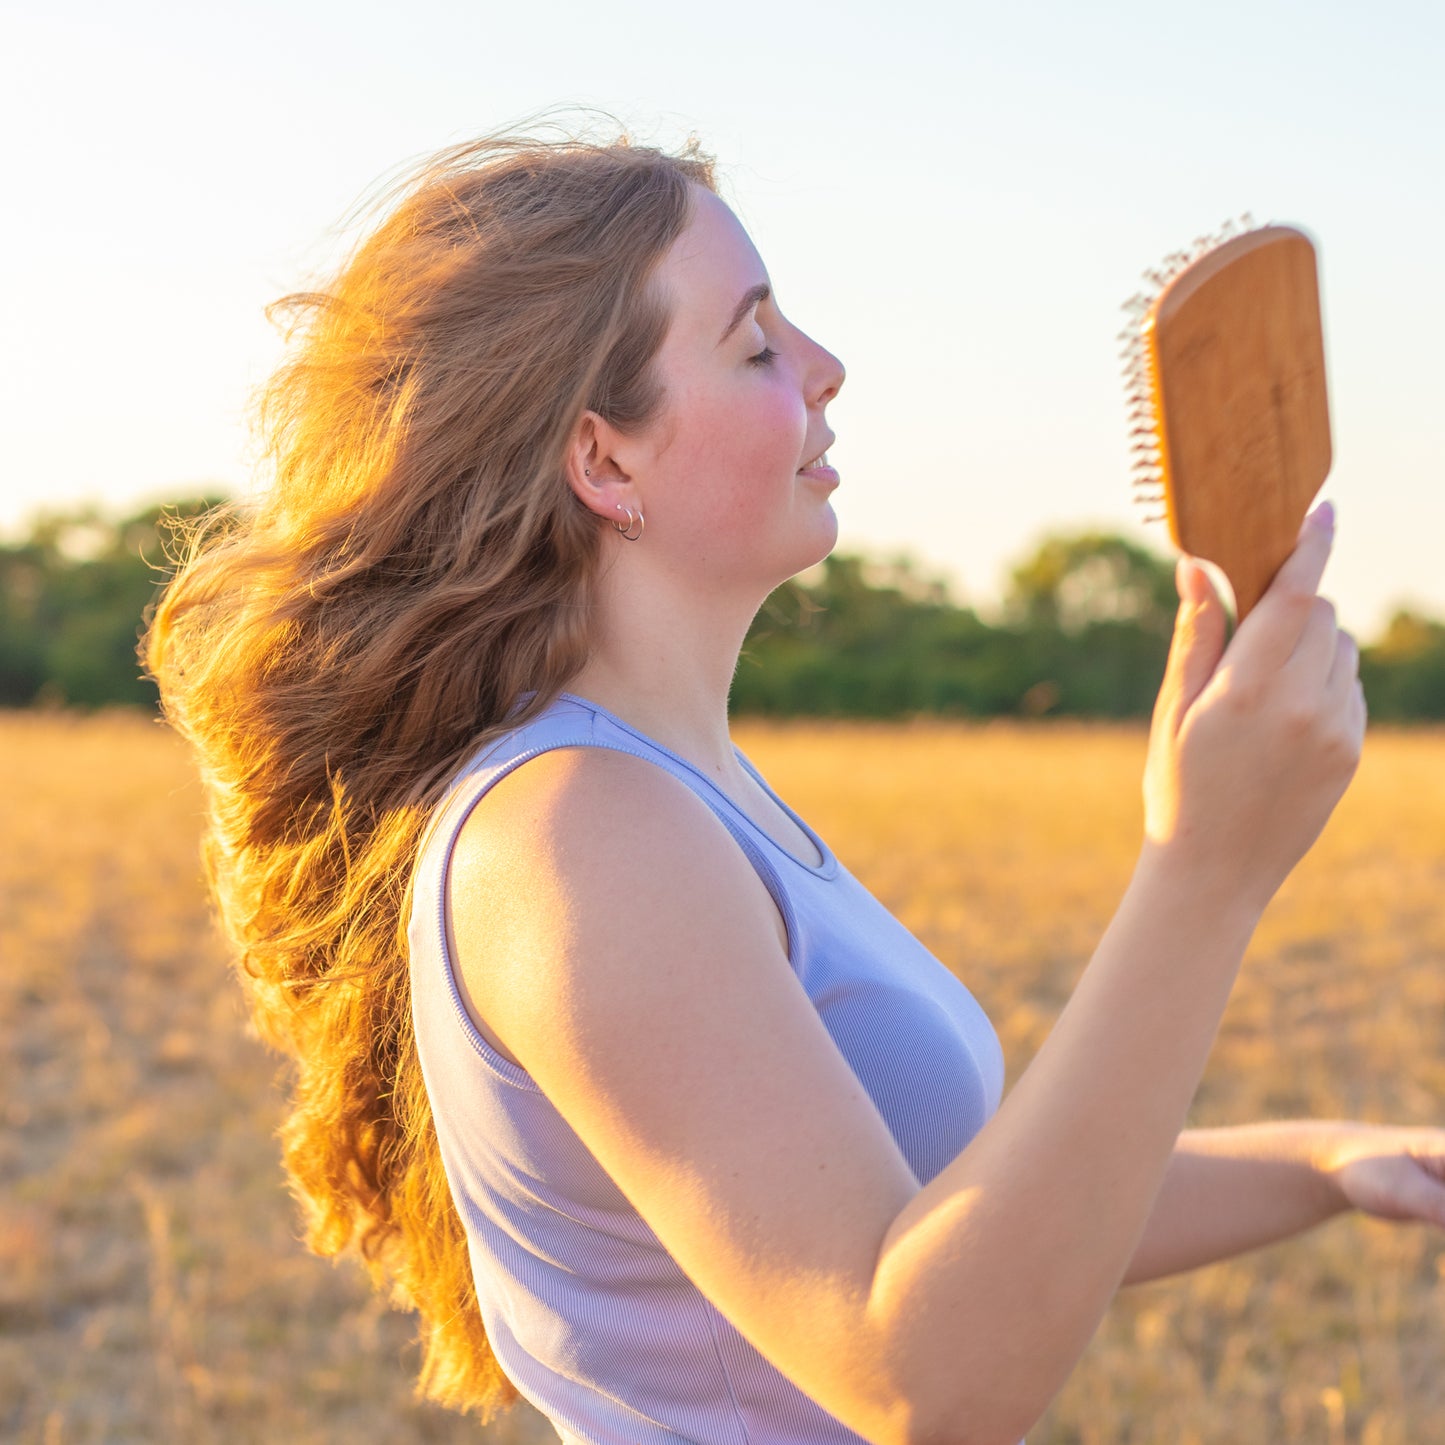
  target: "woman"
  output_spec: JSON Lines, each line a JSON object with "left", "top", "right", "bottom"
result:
{"left": 147, "top": 125, "right": 1445, "bottom": 1445}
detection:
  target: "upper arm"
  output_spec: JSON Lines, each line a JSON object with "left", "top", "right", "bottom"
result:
{"left": 448, "top": 747, "right": 924, "bottom": 1443}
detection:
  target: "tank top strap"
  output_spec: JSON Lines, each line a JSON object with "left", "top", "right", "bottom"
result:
{"left": 414, "top": 695, "right": 802, "bottom": 960}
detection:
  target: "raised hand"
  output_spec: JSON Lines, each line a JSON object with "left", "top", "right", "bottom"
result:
{"left": 1142, "top": 502, "right": 1367, "bottom": 917}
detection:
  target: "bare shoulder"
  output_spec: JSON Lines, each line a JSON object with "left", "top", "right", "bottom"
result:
{"left": 451, "top": 744, "right": 749, "bottom": 892}
{"left": 446, "top": 746, "right": 786, "bottom": 1060}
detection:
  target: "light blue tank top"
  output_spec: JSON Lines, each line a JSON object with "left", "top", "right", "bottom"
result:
{"left": 407, "top": 694, "right": 1006, "bottom": 1445}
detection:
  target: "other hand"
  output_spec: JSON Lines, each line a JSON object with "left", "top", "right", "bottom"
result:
{"left": 1321, "top": 1123, "right": 1445, "bottom": 1228}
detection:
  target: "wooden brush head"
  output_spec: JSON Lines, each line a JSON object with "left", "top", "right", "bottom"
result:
{"left": 1125, "top": 224, "right": 1332, "bottom": 618}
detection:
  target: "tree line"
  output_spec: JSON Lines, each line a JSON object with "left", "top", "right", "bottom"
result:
{"left": 3, "top": 500, "right": 1443, "bottom": 720}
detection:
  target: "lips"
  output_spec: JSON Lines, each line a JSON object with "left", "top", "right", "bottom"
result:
{"left": 798, "top": 435, "right": 835, "bottom": 471}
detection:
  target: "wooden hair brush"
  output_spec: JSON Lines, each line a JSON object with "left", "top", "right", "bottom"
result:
{"left": 1120, "top": 220, "right": 1333, "bottom": 619}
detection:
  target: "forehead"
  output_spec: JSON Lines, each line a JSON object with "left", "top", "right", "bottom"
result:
{"left": 653, "top": 186, "right": 768, "bottom": 345}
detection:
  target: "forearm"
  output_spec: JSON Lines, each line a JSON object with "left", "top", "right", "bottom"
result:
{"left": 860, "top": 518, "right": 1361, "bottom": 1444}
{"left": 1121, "top": 1121, "right": 1353, "bottom": 1285}
{"left": 869, "top": 846, "right": 1261, "bottom": 1445}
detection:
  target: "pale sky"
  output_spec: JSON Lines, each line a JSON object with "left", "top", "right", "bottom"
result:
{"left": 4, "top": 0, "right": 1442, "bottom": 637}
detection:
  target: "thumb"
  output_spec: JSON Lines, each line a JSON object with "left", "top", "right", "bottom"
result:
{"left": 1162, "top": 558, "right": 1228, "bottom": 717}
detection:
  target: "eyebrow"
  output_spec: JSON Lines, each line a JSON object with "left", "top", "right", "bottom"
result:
{"left": 716, "top": 282, "right": 771, "bottom": 346}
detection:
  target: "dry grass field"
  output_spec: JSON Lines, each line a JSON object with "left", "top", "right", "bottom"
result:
{"left": 3, "top": 711, "right": 1442, "bottom": 1444}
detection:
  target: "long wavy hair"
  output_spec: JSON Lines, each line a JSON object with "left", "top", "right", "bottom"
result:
{"left": 144, "top": 121, "right": 716, "bottom": 1416}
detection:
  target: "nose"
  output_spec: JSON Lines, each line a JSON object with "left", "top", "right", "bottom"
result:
{"left": 808, "top": 336, "right": 845, "bottom": 407}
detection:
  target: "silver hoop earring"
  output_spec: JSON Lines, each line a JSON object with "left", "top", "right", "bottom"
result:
{"left": 611, "top": 504, "right": 644, "bottom": 542}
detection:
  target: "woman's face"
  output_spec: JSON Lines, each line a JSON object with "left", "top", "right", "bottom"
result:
{"left": 616, "top": 185, "right": 846, "bottom": 593}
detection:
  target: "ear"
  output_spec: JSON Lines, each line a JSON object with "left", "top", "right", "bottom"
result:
{"left": 564, "top": 409, "right": 641, "bottom": 525}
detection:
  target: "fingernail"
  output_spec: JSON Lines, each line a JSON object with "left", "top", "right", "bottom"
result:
{"left": 1175, "top": 557, "right": 1196, "bottom": 601}
{"left": 1310, "top": 500, "right": 1336, "bottom": 534}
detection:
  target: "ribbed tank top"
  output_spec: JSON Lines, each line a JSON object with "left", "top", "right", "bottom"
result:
{"left": 407, "top": 694, "right": 1007, "bottom": 1445}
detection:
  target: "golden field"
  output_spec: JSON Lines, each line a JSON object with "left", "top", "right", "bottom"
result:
{"left": 2, "top": 711, "right": 1442, "bottom": 1444}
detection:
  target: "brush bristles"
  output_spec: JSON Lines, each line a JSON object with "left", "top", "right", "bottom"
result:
{"left": 1119, "top": 214, "right": 1259, "bottom": 524}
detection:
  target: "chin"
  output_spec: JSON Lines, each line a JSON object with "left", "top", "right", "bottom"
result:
{"left": 811, "top": 504, "right": 840, "bottom": 562}
{"left": 778, "top": 509, "right": 839, "bottom": 585}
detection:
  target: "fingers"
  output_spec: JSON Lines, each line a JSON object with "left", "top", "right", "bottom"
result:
{"left": 1266, "top": 597, "right": 1364, "bottom": 767}
{"left": 1381, "top": 1158, "right": 1445, "bottom": 1229}
{"left": 1325, "top": 625, "right": 1360, "bottom": 696}
{"left": 1317, "top": 609, "right": 1362, "bottom": 729}
{"left": 1331, "top": 672, "right": 1367, "bottom": 772}
{"left": 1176, "top": 555, "right": 1216, "bottom": 609}
{"left": 1285, "top": 595, "right": 1361, "bottom": 699}
{"left": 1230, "top": 503, "right": 1337, "bottom": 673}
{"left": 1154, "top": 557, "right": 1228, "bottom": 733}
{"left": 1408, "top": 1139, "right": 1445, "bottom": 1186}
{"left": 1286, "top": 596, "right": 1343, "bottom": 683}
{"left": 1332, "top": 1130, "right": 1445, "bottom": 1227}
{"left": 1334, "top": 657, "right": 1368, "bottom": 756}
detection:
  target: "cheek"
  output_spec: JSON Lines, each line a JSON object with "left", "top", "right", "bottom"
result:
{"left": 647, "top": 368, "right": 810, "bottom": 560}
{"left": 694, "top": 385, "right": 806, "bottom": 512}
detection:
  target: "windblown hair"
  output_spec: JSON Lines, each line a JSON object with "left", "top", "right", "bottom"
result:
{"left": 145, "top": 122, "right": 716, "bottom": 1416}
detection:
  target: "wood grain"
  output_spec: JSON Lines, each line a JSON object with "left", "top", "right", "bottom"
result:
{"left": 1145, "top": 226, "right": 1332, "bottom": 618}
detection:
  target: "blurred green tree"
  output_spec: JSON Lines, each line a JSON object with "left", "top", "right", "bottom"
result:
{"left": 1003, "top": 531, "right": 1177, "bottom": 637}
{"left": 1360, "top": 610, "right": 1445, "bottom": 720}
{"left": 735, "top": 537, "right": 1177, "bottom": 719}
{"left": 0, "top": 497, "right": 224, "bottom": 707}
{"left": 4, "top": 506, "right": 1441, "bottom": 719}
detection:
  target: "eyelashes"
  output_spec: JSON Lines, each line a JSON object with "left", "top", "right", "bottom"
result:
{"left": 748, "top": 346, "right": 779, "bottom": 368}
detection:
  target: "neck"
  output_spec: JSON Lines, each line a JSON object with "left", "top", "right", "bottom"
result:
{"left": 563, "top": 559, "right": 765, "bottom": 781}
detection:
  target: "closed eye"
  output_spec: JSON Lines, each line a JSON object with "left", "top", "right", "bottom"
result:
{"left": 748, "top": 346, "right": 779, "bottom": 367}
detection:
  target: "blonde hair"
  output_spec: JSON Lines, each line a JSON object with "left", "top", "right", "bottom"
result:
{"left": 145, "top": 121, "right": 716, "bottom": 1416}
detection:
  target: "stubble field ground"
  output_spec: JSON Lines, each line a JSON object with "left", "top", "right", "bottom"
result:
{"left": 2, "top": 711, "right": 1442, "bottom": 1444}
